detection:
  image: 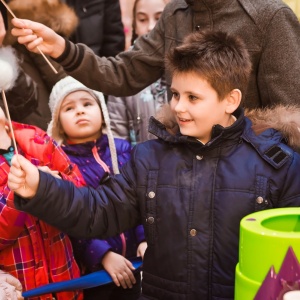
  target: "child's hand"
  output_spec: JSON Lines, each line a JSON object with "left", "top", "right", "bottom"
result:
{"left": 11, "top": 18, "right": 65, "bottom": 59}
{"left": 0, "top": 270, "right": 23, "bottom": 300}
{"left": 38, "top": 166, "right": 61, "bottom": 179}
{"left": 101, "top": 251, "right": 136, "bottom": 289}
{"left": 137, "top": 241, "right": 147, "bottom": 259}
{"left": 7, "top": 155, "right": 39, "bottom": 199}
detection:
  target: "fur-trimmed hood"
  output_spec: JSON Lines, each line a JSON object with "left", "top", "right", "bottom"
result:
{"left": 155, "top": 104, "right": 300, "bottom": 152}
{"left": 4, "top": 0, "right": 78, "bottom": 45}
{"left": 245, "top": 105, "right": 300, "bottom": 152}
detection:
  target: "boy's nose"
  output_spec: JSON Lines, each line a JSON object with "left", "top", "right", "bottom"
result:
{"left": 174, "top": 100, "right": 186, "bottom": 112}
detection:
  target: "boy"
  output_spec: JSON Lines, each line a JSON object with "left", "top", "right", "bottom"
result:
{"left": 7, "top": 30, "right": 300, "bottom": 300}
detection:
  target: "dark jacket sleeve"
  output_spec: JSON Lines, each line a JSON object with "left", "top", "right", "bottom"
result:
{"left": 14, "top": 168, "right": 141, "bottom": 239}
{"left": 256, "top": 7, "right": 300, "bottom": 107}
{"left": 100, "top": 0, "right": 125, "bottom": 56}
{"left": 1, "top": 68, "right": 38, "bottom": 121}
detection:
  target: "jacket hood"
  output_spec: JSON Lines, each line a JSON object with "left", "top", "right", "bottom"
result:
{"left": 245, "top": 105, "right": 300, "bottom": 152}
{"left": 4, "top": 0, "right": 78, "bottom": 45}
{"left": 154, "top": 104, "right": 300, "bottom": 151}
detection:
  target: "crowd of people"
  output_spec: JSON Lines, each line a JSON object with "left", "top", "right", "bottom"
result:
{"left": 0, "top": 0, "right": 299, "bottom": 299}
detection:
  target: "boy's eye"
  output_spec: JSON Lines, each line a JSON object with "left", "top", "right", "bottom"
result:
{"left": 65, "top": 107, "right": 73, "bottom": 111}
{"left": 84, "top": 102, "right": 92, "bottom": 107}
{"left": 189, "top": 95, "right": 198, "bottom": 101}
{"left": 172, "top": 92, "right": 179, "bottom": 99}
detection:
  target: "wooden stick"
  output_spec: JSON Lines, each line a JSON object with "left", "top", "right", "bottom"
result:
{"left": 1, "top": 90, "right": 18, "bottom": 155}
{"left": 0, "top": 0, "right": 58, "bottom": 74}
{"left": 0, "top": 0, "right": 16, "bottom": 18}
{"left": 37, "top": 47, "right": 58, "bottom": 74}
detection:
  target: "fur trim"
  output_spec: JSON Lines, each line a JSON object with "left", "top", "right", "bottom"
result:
{"left": 157, "top": 104, "right": 300, "bottom": 151}
{"left": 4, "top": 0, "right": 78, "bottom": 45}
{"left": 155, "top": 103, "right": 178, "bottom": 135}
{"left": 245, "top": 105, "right": 300, "bottom": 152}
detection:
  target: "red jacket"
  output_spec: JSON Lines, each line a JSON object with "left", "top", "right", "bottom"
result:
{"left": 0, "top": 122, "right": 85, "bottom": 300}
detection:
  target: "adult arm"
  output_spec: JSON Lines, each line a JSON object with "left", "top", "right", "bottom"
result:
{"left": 11, "top": 6, "right": 166, "bottom": 96}
{"left": 258, "top": 8, "right": 300, "bottom": 107}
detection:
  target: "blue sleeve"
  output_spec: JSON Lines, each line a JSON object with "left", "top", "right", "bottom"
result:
{"left": 135, "top": 224, "right": 146, "bottom": 244}
{"left": 14, "top": 168, "right": 141, "bottom": 239}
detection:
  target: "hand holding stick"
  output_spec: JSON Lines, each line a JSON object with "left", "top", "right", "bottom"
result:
{"left": 0, "top": 0, "right": 58, "bottom": 74}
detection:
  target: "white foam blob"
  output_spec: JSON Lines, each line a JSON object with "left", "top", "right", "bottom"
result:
{"left": 0, "top": 46, "right": 19, "bottom": 91}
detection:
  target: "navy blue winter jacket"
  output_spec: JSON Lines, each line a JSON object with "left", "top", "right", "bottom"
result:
{"left": 15, "top": 107, "right": 300, "bottom": 299}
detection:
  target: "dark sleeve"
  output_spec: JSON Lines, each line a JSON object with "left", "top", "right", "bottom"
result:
{"left": 14, "top": 168, "right": 141, "bottom": 239}
{"left": 1, "top": 68, "right": 38, "bottom": 121}
{"left": 54, "top": 5, "right": 167, "bottom": 96}
{"left": 257, "top": 7, "right": 300, "bottom": 106}
{"left": 100, "top": 0, "right": 125, "bottom": 57}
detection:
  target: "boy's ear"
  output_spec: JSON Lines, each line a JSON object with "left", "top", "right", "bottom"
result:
{"left": 225, "top": 89, "right": 241, "bottom": 114}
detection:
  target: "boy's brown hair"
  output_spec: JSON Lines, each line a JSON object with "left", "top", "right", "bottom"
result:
{"left": 165, "top": 30, "right": 252, "bottom": 100}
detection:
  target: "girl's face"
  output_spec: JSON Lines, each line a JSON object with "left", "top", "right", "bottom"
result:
{"left": 134, "top": 0, "right": 166, "bottom": 37}
{"left": 59, "top": 90, "right": 103, "bottom": 144}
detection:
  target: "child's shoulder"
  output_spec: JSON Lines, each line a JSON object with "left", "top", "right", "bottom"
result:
{"left": 13, "top": 122, "right": 48, "bottom": 143}
{"left": 113, "top": 137, "right": 132, "bottom": 152}
{"left": 243, "top": 109, "right": 300, "bottom": 169}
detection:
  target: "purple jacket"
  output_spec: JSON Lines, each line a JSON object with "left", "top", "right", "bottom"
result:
{"left": 62, "top": 134, "right": 145, "bottom": 273}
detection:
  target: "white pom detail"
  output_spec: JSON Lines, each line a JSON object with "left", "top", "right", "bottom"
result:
{"left": 0, "top": 46, "right": 20, "bottom": 91}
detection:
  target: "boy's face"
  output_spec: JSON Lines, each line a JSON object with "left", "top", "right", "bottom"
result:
{"left": 59, "top": 90, "right": 103, "bottom": 144}
{"left": 170, "top": 72, "right": 233, "bottom": 144}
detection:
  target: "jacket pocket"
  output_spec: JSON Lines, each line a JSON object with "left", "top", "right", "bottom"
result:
{"left": 145, "top": 170, "right": 158, "bottom": 245}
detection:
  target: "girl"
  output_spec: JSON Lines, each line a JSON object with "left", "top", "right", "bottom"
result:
{"left": 107, "top": 0, "right": 169, "bottom": 146}
{"left": 47, "top": 76, "right": 147, "bottom": 300}
{"left": 0, "top": 10, "right": 83, "bottom": 300}
{"left": 0, "top": 109, "right": 84, "bottom": 300}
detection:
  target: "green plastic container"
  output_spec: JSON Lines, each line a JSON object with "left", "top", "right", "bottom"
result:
{"left": 235, "top": 208, "right": 300, "bottom": 299}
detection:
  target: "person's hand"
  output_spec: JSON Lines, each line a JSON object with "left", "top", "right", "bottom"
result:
{"left": 38, "top": 166, "right": 61, "bottom": 179}
{"left": 0, "top": 12, "right": 6, "bottom": 46}
{"left": 136, "top": 241, "right": 147, "bottom": 259}
{"left": 7, "top": 154, "right": 39, "bottom": 199}
{"left": 11, "top": 18, "right": 65, "bottom": 58}
{"left": 101, "top": 251, "right": 136, "bottom": 289}
{"left": 0, "top": 271, "right": 23, "bottom": 300}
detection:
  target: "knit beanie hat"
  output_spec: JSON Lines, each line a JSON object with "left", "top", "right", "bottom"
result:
{"left": 47, "top": 76, "right": 120, "bottom": 174}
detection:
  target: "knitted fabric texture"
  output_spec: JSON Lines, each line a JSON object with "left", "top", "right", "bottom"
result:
{"left": 47, "top": 76, "right": 119, "bottom": 174}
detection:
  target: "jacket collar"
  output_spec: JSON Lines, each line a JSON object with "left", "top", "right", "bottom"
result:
{"left": 184, "top": 0, "right": 235, "bottom": 12}
{"left": 149, "top": 107, "right": 245, "bottom": 149}
{"left": 62, "top": 135, "right": 108, "bottom": 156}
